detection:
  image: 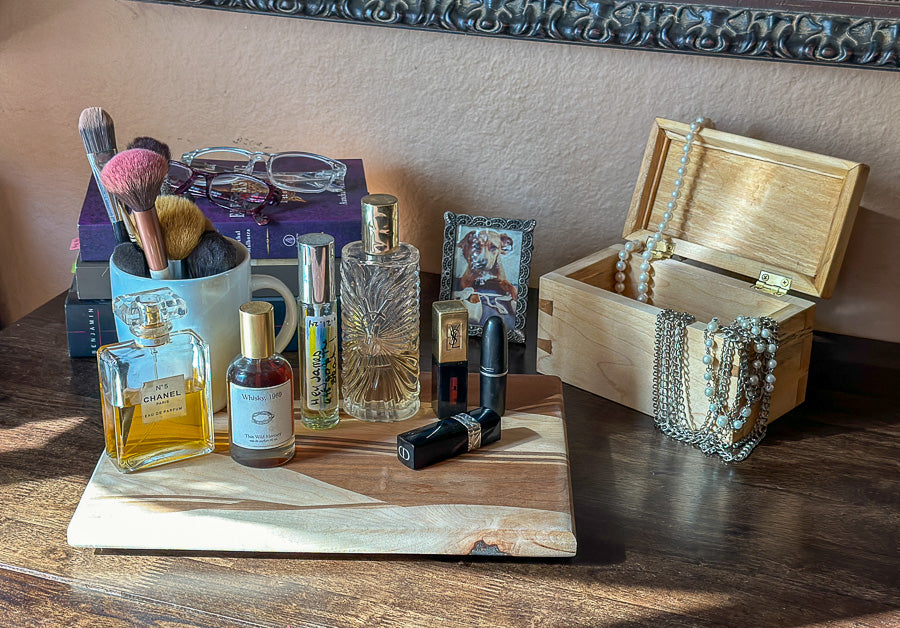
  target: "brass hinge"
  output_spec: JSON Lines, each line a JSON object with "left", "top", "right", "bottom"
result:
{"left": 645, "top": 237, "right": 675, "bottom": 260}
{"left": 755, "top": 270, "right": 792, "bottom": 296}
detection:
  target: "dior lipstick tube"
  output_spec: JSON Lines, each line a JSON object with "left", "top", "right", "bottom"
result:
{"left": 396, "top": 407, "right": 501, "bottom": 470}
{"left": 431, "top": 300, "right": 469, "bottom": 419}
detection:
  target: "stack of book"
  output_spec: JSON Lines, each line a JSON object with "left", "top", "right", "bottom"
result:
{"left": 66, "top": 159, "right": 366, "bottom": 357}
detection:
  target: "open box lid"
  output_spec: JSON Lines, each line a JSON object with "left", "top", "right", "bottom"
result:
{"left": 623, "top": 118, "right": 868, "bottom": 298}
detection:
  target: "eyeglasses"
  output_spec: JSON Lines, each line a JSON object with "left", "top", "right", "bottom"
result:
{"left": 181, "top": 147, "right": 347, "bottom": 194}
{"left": 166, "top": 161, "right": 291, "bottom": 226}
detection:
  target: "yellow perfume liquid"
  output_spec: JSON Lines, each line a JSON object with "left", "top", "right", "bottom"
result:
{"left": 101, "top": 379, "right": 213, "bottom": 472}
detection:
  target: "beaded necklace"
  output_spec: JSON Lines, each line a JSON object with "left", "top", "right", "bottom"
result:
{"left": 617, "top": 117, "right": 779, "bottom": 462}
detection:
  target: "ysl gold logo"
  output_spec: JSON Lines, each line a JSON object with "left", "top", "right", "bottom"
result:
{"left": 447, "top": 323, "right": 461, "bottom": 350}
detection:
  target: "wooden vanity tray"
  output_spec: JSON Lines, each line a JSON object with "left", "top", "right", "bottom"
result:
{"left": 67, "top": 373, "right": 576, "bottom": 557}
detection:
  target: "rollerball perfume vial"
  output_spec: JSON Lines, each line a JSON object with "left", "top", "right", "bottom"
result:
{"left": 297, "top": 233, "right": 339, "bottom": 430}
{"left": 396, "top": 407, "right": 501, "bottom": 470}
{"left": 431, "top": 300, "right": 468, "bottom": 419}
{"left": 480, "top": 316, "right": 508, "bottom": 416}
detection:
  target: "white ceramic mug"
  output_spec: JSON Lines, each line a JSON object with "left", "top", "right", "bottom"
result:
{"left": 110, "top": 239, "right": 297, "bottom": 412}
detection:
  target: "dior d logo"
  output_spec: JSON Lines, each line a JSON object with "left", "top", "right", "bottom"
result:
{"left": 397, "top": 445, "right": 411, "bottom": 461}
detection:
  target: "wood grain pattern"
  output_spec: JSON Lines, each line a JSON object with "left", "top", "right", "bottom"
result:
{"left": 67, "top": 374, "right": 576, "bottom": 557}
{"left": 623, "top": 118, "right": 867, "bottom": 298}
{"left": 1, "top": 285, "right": 897, "bottom": 627}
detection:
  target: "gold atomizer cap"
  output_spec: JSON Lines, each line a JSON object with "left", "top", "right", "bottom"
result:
{"left": 239, "top": 301, "right": 275, "bottom": 359}
{"left": 361, "top": 193, "right": 399, "bottom": 255}
{"left": 432, "top": 300, "right": 468, "bottom": 363}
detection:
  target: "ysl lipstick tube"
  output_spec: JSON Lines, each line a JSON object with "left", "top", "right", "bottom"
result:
{"left": 431, "top": 300, "right": 469, "bottom": 419}
{"left": 396, "top": 407, "right": 501, "bottom": 470}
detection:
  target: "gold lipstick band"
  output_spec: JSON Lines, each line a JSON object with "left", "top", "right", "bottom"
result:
{"left": 451, "top": 412, "right": 481, "bottom": 451}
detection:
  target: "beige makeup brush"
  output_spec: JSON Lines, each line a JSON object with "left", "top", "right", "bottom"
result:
{"left": 155, "top": 195, "right": 208, "bottom": 279}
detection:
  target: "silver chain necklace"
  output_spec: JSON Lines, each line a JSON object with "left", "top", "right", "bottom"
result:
{"left": 618, "top": 117, "right": 779, "bottom": 462}
{"left": 653, "top": 310, "right": 778, "bottom": 462}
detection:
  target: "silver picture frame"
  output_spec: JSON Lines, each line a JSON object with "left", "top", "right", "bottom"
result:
{"left": 130, "top": 0, "right": 900, "bottom": 70}
{"left": 439, "top": 211, "right": 536, "bottom": 343}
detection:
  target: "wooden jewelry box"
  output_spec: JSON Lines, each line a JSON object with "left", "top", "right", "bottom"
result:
{"left": 536, "top": 118, "right": 867, "bottom": 443}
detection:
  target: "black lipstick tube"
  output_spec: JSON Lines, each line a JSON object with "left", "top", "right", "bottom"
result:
{"left": 480, "top": 316, "right": 507, "bottom": 416}
{"left": 431, "top": 300, "right": 468, "bottom": 419}
{"left": 397, "top": 407, "right": 501, "bottom": 470}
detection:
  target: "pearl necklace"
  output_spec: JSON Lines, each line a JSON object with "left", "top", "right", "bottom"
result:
{"left": 618, "top": 116, "right": 780, "bottom": 462}
{"left": 615, "top": 116, "right": 710, "bottom": 303}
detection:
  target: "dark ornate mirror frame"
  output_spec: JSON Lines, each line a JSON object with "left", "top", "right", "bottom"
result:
{"left": 131, "top": 0, "right": 899, "bottom": 70}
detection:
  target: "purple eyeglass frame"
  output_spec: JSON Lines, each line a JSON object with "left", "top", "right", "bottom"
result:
{"left": 167, "top": 160, "right": 282, "bottom": 226}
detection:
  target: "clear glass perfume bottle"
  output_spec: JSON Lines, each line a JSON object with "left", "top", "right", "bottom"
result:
{"left": 96, "top": 288, "right": 214, "bottom": 473}
{"left": 341, "top": 194, "right": 421, "bottom": 422}
{"left": 297, "top": 233, "right": 340, "bottom": 430}
{"left": 227, "top": 301, "right": 296, "bottom": 467}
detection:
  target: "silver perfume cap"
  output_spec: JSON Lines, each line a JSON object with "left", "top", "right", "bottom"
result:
{"left": 298, "top": 233, "right": 335, "bottom": 304}
{"left": 361, "top": 194, "right": 399, "bottom": 255}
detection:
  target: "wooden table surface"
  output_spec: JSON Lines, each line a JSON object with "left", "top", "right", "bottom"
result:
{"left": 1, "top": 277, "right": 898, "bottom": 627}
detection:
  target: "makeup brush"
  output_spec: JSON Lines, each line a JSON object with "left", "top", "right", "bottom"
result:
{"left": 111, "top": 242, "right": 150, "bottom": 278}
{"left": 126, "top": 136, "right": 171, "bottom": 161}
{"left": 78, "top": 107, "right": 135, "bottom": 245}
{"left": 100, "top": 148, "right": 171, "bottom": 280}
{"left": 186, "top": 231, "right": 239, "bottom": 278}
{"left": 155, "top": 195, "right": 207, "bottom": 279}
{"left": 127, "top": 136, "right": 173, "bottom": 194}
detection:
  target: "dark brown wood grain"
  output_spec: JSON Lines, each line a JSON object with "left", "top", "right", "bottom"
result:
{"left": 0, "top": 275, "right": 897, "bottom": 626}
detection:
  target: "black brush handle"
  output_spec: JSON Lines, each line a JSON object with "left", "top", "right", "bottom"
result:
{"left": 112, "top": 219, "right": 130, "bottom": 245}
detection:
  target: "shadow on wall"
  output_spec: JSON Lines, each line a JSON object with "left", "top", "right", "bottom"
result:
{"left": 814, "top": 207, "right": 900, "bottom": 343}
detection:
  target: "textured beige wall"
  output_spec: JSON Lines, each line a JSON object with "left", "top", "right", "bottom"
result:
{"left": 0, "top": 0, "right": 897, "bottom": 340}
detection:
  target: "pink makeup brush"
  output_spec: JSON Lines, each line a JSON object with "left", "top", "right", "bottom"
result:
{"left": 100, "top": 148, "right": 171, "bottom": 280}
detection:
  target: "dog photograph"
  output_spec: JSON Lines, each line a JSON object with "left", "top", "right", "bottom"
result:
{"left": 440, "top": 212, "right": 536, "bottom": 343}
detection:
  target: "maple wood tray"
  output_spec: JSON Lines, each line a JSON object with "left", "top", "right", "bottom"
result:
{"left": 67, "top": 374, "right": 576, "bottom": 557}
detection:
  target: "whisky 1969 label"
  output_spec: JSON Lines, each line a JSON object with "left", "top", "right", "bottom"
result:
{"left": 229, "top": 381, "right": 293, "bottom": 450}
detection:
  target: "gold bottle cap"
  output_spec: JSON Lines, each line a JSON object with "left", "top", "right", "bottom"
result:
{"left": 298, "top": 233, "right": 335, "bottom": 305}
{"left": 239, "top": 301, "right": 275, "bottom": 359}
{"left": 361, "top": 193, "right": 399, "bottom": 255}
{"left": 432, "top": 300, "right": 469, "bottom": 363}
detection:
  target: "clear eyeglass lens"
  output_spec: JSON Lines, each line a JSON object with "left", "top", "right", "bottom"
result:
{"left": 209, "top": 174, "right": 269, "bottom": 210}
{"left": 268, "top": 153, "right": 336, "bottom": 192}
{"left": 188, "top": 149, "right": 250, "bottom": 174}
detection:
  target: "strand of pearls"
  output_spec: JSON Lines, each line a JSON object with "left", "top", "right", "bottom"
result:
{"left": 614, "top": 116, "right": 710, "bottom": 304}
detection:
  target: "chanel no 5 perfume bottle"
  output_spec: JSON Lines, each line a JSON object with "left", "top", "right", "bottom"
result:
{"left": 227, "top": 302, "right": 296, "bottom": 468}
{"left": 341, "top": 194, "right": 421, "bottom": 422}
{"left": 96, "top": 288, "right": 214, "bottom": 473}
{"left": 297, "top": 233, "right": 340, "bottom": 430}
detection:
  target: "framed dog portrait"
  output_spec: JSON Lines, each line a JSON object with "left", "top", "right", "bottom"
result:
{"left": 439, "top": 212, "right": 536, "bottom": 343}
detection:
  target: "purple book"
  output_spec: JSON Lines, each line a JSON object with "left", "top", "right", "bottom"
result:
{"left": 77, "top": 159, "right": 366, "bottom": 261}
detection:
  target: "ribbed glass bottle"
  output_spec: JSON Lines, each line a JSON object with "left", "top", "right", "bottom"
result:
{"left": 340, "top": 194, "right": 420, "bottom": 422}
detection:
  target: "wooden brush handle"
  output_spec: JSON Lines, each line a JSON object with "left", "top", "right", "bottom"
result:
{"left": 131, "top": 208, "right": 169, "bottom": 276}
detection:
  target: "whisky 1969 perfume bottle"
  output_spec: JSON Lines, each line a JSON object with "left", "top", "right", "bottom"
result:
{"left": 227, "top": 301, "right": 296, "bottom": 467}
{"left": 341, "top": 194, "right": 421, "bottom": 422}
{"left": 297, "top": 233, "right": 339, "bottom": 430}
{"left": 96, "top": 288, "right": 215, "bottom": 473}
